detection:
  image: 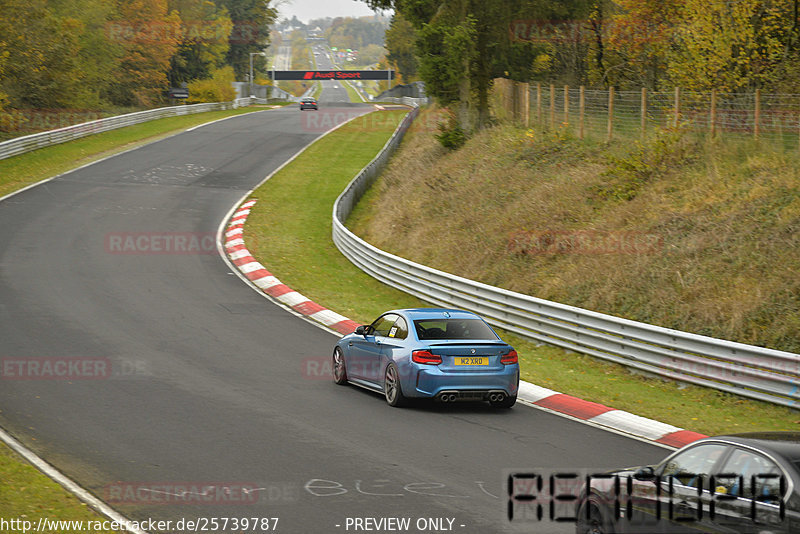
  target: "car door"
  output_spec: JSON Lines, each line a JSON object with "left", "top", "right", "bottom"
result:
{"left": 709, "top": 447, "right": 789, "bottom": 533}
{"left": 624, "top": 443, "right": 729, "bottom": 533}
{"left": 378, "top": 315, "right": 408, "bottom": 379}
{"left": 348, "top": 314, "right": 398, "bottom": 385}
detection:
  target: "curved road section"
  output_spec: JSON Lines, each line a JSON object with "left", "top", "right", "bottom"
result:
{"left": 0, "top": 97, "right": 664, "bottom": 532}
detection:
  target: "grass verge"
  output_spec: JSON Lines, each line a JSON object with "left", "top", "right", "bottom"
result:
{"left": 0, "top": 444, "right": 122, "bottom": 532}
{"left": 244, "top": 108, "right": 799, "bottom": 437}
{"left": 0, "top": 107, "right": 268, "bottom": 199}
{"left": 244, "top": 109, "right": 420, "bottom": 321}
{"left": 342, "top": 81, "right": 366, "bottom": 103}
{"left": 0, "top": 104, "right": 267, "bottom": 527}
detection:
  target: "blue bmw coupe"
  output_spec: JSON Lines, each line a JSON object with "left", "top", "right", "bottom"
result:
{"left": 333, "top": 308, "right": 520, "bottom": 408}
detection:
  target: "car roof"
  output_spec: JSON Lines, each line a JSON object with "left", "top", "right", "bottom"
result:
{"left": 389, "top": 308, "right": 482, "bottom": 321}
{"left": 706, "top": 432, "right": 800, "bottom": 463}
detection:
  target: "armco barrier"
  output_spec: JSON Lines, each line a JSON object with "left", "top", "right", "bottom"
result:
{"left": 0, "top": 97, "right": 267, "bottom": 161}
{"left": 378, "top": 96, "right": 429, "bottom": 107}
{"left": 332, "top": 105, "right": 800, "bottom": 409}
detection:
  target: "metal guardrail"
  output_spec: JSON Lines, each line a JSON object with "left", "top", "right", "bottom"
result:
{"left": 332, "top": 105, "right": 800, "bottom": 409}
{"left": 0, "top": 97, "right": 263, "bottom": 161}
{"left": 378, "top": 96, "right": 429, "bottom": 107}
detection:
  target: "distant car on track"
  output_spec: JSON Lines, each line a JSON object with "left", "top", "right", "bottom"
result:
{"left": 299, "top": 97, "right": 318, "bottom": 110}
{"left": 332, "top": 308, "right": 519, "bottom": 408}
{"left": 575, "top": 432, "right": 800, "bottom": 533}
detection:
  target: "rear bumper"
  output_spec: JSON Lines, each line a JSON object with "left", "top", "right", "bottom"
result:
{"left": 404, "top": 364, "right": 519, "bottom": 399}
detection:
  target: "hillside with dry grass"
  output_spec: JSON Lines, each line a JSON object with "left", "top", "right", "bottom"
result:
{"left": 347, "top": 107, "right": 800, "bottom": 353}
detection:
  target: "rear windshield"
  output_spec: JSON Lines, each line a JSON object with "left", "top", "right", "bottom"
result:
{"left": 413, "top": 318, "right": 498, "bottom": 340}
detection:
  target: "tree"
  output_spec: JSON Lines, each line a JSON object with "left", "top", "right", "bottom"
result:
{"left": 167, "top": 0, "right": 233, "bottom": 86}
{"left": 0, "top": 30, "right": 8, "bottom": 113}
{"left": 325, "top": 17, "right": 387, "bottom": 50}
{"left": 110, "top": 0, "right": 181, "bottom": 106}
{"left": 365, "top": 0, "right": 541, "bottom": 131}
{"left": 216, "top": 0, "right": 278, "bottom": 80}
{"left": 385, "top": 13, "right": 418, "bottom": 82}
{"left": 667, "top": 0, "right": 796, "bottom": 92}
{"left": 0, "top": 0, "right": 94, "bottom": 109}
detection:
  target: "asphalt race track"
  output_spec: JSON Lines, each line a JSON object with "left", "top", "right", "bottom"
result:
{"left": 0, "top": 80, "right": 667, "bottom": 533}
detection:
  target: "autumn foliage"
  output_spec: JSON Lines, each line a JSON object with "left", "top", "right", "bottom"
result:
{"left": 0, "top": 0, "right": 277, "bottom": 123}
{"left": 374, "top": 0, "right": 800, "bottom": 132}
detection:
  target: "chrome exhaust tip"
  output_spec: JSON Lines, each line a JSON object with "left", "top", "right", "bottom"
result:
{"left": 438, "top": 392, "right": 458, "bottom": 403}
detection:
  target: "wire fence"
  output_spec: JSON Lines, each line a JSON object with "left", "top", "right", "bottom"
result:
{"left": 493, "top": 79, "right": 800, "bottom": 148}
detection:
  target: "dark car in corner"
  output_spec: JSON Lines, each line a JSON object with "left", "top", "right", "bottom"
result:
{"left": 299, "top": 97, "right": 318, "bottom": 110}
{"left": 576, "top": 432, "right": 800, "bottom": 533}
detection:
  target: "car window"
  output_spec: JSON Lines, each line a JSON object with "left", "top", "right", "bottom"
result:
{"left": 371, "top": 314, "right": 399, "bottom": 337}
{"left": 659, "top": 444, "right": 728, "bottom": 488}
{"left": 414, "top": 318, "right": 498, "bottom": 340}
{"left": 387, "top": 316, "right": 408, "bottom": 340}
{"left": 716, "top": 448, "right": 783, "bottom": 501}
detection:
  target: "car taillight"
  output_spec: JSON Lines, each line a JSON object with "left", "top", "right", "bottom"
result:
{"left": 501, "top": 349, "right": 518, "bottom": 365}
{"left": 412, "top": 350, "right": 441, "bottom": 365}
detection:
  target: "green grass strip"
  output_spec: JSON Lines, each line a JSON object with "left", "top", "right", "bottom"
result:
{"left": 244, "top": 109, "right": 422, "bottom": 321}
{"left": 244, "top": 108, "right": 799, "bottom": 437}
{"left": 0, "top": 445, "right": 123, "bottom": 532}
{"left": 342, "top": 81, "right": 365, "bottom": 103}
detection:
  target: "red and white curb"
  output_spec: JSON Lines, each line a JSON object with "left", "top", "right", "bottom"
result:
{"left": 517, "top": 383, "right": 707, "bottom": 448}
{"left": 225, "top": 200, "right": 708, "bottom": 450}
{"left": 224, "top": 200, "right": 361, "bottom": 335}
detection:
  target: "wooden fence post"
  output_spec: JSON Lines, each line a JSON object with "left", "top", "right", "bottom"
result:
{"left": 710, "top": 89, "right": 717, "bottom": 138}
{"left": 607, "top": 86, "right": 614, "bottom": 142}
{"left": 564, "top": 85, "right": 569, "bottom": 126}
{"left": 536, "top": 83, "right": 542, "bottom": 127}
{"left": 512, "top": 81, "right": 519, "bottom": 123}
{"left": 754, "top": 88, "right": 761, "bottom": 139}
{"left": 550, "top": 83, "right": 555, "bottom": 129}
{"left": 579, "top": 86, "right": 585, "bottom": 139}
{"left": 524, "top": 83, "right": 530, "bottom": 127}
{"left": 640, "top": 87, "right": 647, "bottom": 139}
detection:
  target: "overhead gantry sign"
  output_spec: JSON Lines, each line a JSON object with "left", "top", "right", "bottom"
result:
{"left": 270, "top": 70, "right": 395, "bottom": 81}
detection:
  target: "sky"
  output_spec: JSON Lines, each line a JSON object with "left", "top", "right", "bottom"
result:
{"left": 277, "top": 0, "right": 386, "bottom": 23}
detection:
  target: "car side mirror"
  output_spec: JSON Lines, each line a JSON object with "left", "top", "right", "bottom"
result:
{"left": 355, "top": 325, "right": 367, "bottom": 336}
{"left": 633, "top": 466, "right": 656, "bottom": 481}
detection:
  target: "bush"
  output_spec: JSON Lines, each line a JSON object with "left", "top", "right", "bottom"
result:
{"left": 186, "top": 67, "right": 237, "bottom": 104}
{"left": 435, "top": 120, "right": 467, "bottom": 150}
